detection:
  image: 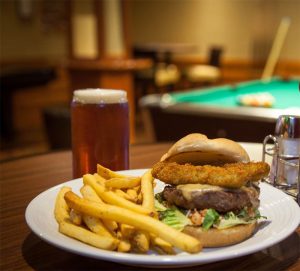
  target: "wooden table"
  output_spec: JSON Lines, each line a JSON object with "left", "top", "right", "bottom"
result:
{"left": 1, "top": 143, "right": 299, "bottom": 270}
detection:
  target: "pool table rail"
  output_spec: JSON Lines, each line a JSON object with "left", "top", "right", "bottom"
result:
{"left": 140, "top": 93, "right": 300, "bottom": 142}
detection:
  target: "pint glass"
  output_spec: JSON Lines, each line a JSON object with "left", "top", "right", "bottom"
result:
{"left": 71, "top": 89, "right": 129, "bottom": 178}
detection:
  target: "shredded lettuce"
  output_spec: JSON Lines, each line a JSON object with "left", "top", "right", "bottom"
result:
{"left": 217, "top": 212, "right": 253, "bottom": 229}
{"left": 154, "top": 192, "right": 165, "bottom": 204}
{"left": 202, "top": 209, "right": 220, "bottom": 230}
{"left": 159, "top": 207, "right": 190, "bottom": 231}
{"left": 253, "top": 209, "right": 267, "bottom": 220}
{"left": 154, "top": 199, "right": 167, "bottom": 211}
{"left": 217, "top": 209, "right": 266, "bottom": 229}
{"left": 154, "top": 199, "right": 190, "bottom": 231}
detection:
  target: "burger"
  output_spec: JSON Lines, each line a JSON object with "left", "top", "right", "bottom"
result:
{"left": 152, "top": 133, "right": 270, "bottom": 247}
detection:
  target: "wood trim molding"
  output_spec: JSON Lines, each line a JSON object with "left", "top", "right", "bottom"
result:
{"left": 121, "top": 0, "right": 132, "bottom": 59}
{"left": 94, "top": 0, "right": 105, "bottom": 59}
{"left": 65, "top": 0, "right": 73, "bottom": 60}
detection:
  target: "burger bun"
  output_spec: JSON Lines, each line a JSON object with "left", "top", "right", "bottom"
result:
{"left": 160, "top": 133, "right": 250, "bottom": 165}
{"left": 183, "top": 222, "right": 257, "bottom": 247}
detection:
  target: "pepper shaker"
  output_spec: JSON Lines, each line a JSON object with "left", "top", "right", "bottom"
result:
{"left": 272, "top": 115, "right": 300, "bottom": 188}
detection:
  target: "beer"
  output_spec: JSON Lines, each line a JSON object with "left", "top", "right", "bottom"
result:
{"left": 71, "top": 89, "right": 129, "bottom": 178}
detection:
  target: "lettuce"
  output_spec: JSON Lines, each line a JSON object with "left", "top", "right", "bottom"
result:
{"left": 154, "top": 199, "right": 167, "bottom": 211}
{"left": 202, "top": 209, "right": 220, "bottom": 230}
{"left": 155, "top": 199, "right": 190, "bottom": 231}
{"left": 217, "top": 209, "right": 266, "bottom": 229}
{"left": 217, "top": 212, "right": 253, "bottom": 229}
{"left": 159, "top": 207, "right": 190, "bottom": 231}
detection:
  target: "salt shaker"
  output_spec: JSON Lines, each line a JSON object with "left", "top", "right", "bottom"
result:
{"left": 270, "top": 115, "right": 300, "bottom": 188}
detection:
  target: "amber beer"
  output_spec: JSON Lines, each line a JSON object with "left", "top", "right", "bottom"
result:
{"left": 71, "top": 89, "right": 129, "bottom": 178}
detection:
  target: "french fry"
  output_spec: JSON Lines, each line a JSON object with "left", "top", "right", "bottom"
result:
{"left": 137, "top": 192, "right": 143, "bottom": 204}
{"left": 80, "top": 184, "right": 118, "bottom": 232}
{"left": 83, "top": 174, "right": 106, "bottom": 195}
{"left": 115, "top": 189, "right": 133, "bottom": 201}
{"left": 120, "top": 224, "right": 135, "bottom": 239}
{"left": 80, "top": 184, "right": 105, "bottom": 203}
{"left": 132, "top": 231, "right": 150, "bottom": 253}
{"left": 117, "top": 239, "right": 131, "bottom": 252}
{"left": 132, "top": 185, "right": 141, "bottom": 192}
{"left": 70, "top": 209, "right": 82, "bottom": 225}
{"left": 150, "top": 235, "right": 175, "bottom": 255}
{"left": 105, "top": 177, "right": 141, "bottom": 189}
{"left": 97, "top": 164, "right": 140, "bottom": 182}
{"left": 103, "top": 219, "right": 118, "bottom": 233}
{"left": 116, "top": 229, "right": 122, "bottom": 239}
{"left": 93, "top": 173, "right": 106, "bottom": 186}
{"left": 115, "top": 189, "right": 137, "bottom": 203}
{"left": 100, "top": 191, "right": 153, "bottom": 215}
{"left": 126, "top": 189, "right": 138, "bottom": 202}
{"left": 114, "top": 189, "right": 137, "bottom": 203}
{"left": 59, "top": 221, "right": 118, "bottom": 250}
{"left": 82, "top": 215, "right": 112, "bottom": 237}
{"left": 83, "top": 174, "right": 151, "bottom": 215}
{"left": 141, "top": 170, "right": 155, "bottom": 212}
{"left": 54, "top": 186, "right": 71, "bottom": 223}
{"left": 64, "top": 191, "right": 202, "bottom": 253}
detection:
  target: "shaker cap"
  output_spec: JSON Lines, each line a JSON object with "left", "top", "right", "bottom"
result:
{"left": 275, "top": 115, "right": 300, "bottom": 139}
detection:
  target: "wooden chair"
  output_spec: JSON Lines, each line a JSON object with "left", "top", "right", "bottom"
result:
{"left": 184, "top": 47, "right": 223, "bottom": 87}
{"left": 134, "top": 48, "right": 181, "bottom": 105}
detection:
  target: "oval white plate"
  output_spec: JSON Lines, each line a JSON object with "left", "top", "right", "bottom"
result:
{"left": 25, "top": 169, "right": 300, "bottom": 268}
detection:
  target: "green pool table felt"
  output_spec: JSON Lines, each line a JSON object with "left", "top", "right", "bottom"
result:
{"left": 170, "top": 78, "right": 300, "bottom": 109}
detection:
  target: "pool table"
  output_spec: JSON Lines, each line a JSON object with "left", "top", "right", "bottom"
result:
{"left": 140, "top": 77, "right": 300, "bottom": 142}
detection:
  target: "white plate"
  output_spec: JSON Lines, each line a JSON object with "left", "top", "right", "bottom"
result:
{"left": 25, "top": 169, "right": 300, "bottom": 268}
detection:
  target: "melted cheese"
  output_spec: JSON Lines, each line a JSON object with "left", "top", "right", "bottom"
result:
{"left": 177, "top": 184, "right": 223, "bottom": 201}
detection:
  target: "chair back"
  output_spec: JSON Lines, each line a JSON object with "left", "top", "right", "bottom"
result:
{"left": 208, "top": 47, "right": 223, "bottom": 67}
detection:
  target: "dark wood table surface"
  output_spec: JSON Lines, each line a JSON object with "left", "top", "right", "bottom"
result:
{"left": 1, "top": 143, "right": 299, "bottom": 270}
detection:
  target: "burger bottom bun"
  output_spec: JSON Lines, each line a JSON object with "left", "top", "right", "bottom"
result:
{"left": 183, "top": 222, "right": 257, "bottom": 247}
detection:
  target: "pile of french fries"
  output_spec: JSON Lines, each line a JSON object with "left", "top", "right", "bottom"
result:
{"left": 54, "top": 164, "right": 201, "bottom": 254}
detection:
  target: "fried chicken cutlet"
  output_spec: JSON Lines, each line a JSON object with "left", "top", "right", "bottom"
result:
{"left": 152, "top": 161, "right": 270, "bottom": 188}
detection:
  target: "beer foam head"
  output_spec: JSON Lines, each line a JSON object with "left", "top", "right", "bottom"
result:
{"left": 73, "top": 89, "right": 127, "bottom": 104}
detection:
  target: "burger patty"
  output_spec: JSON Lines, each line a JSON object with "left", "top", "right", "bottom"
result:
{"left": 162, "top": 185, "right": 259, "bottom": 213}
